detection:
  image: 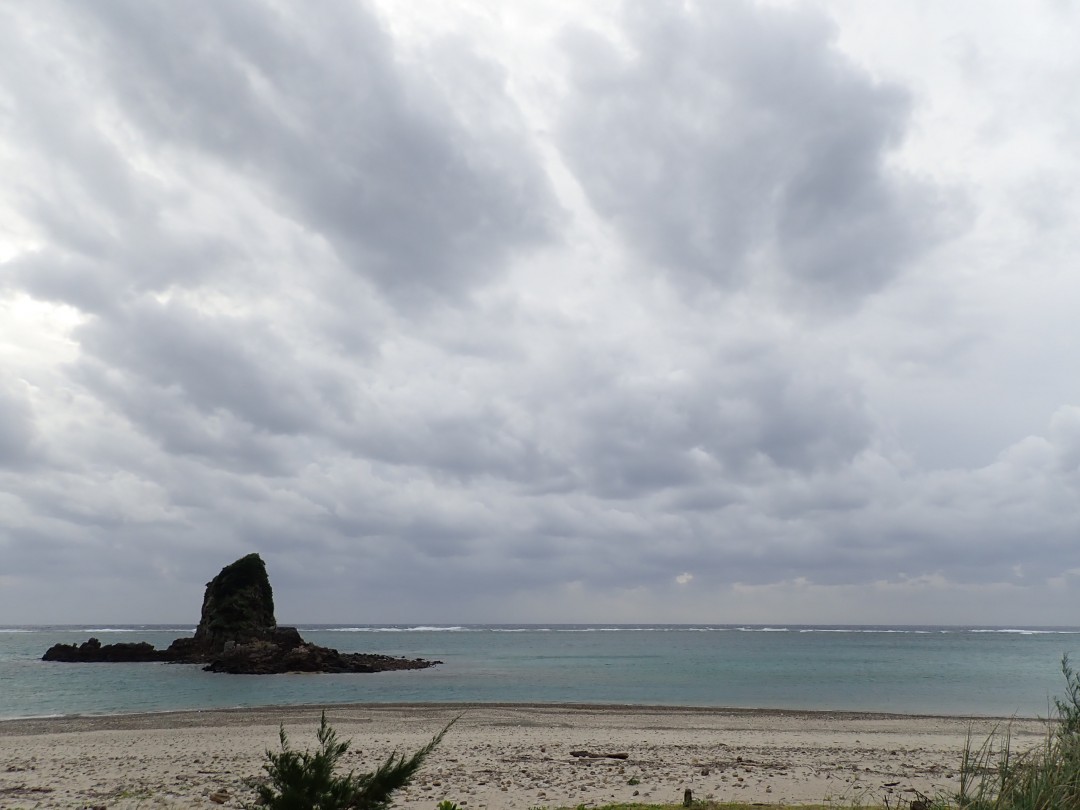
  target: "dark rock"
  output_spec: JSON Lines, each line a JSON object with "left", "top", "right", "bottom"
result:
{"left": 191, "top": 553, "right": 276, "bottom": 655}
{"left": 41, "top": 554, "right": 439, "bottom": 675}
{"left": 42, "top": 638, "right": 169, "bottom": 663}
{"left": 271, "top": 625, "right": 304, "bottom": 649}
{"left": 204, "top": 639, "right": 440, "bottom": 674}
{"left": 162, "top": 636, "right": 200, "bottom": 660}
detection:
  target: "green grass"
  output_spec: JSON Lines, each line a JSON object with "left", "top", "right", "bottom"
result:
{"left": 940, "top": 655, "right": 1080, "bottom": 810}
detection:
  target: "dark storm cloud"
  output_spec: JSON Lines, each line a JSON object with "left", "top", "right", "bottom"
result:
{"left": 558, "top": 0, "right": 954, "bottom": 308}
{"left": 49, "top": 0, "right": 557, "bottom": 309}
{"left": 0, "top": 0, "right": 560, "bottom": 468}
{"left": 2, "top": 0, "right": 557, "bottom": 314}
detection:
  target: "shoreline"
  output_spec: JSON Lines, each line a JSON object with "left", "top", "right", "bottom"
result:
{"left": 0, "top": 703, "right": 1053, "bottom": 808}
{"left": 0, "top": 700, "right": 1046, "bottom": 734}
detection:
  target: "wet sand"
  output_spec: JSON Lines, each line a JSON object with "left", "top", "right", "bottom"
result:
{"left": 0, "top": 703, "right": 1049, "bottom": 808}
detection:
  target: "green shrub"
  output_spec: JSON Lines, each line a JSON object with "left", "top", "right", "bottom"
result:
{"left": 251, "top": 710, "right": 456, "bottom": 809}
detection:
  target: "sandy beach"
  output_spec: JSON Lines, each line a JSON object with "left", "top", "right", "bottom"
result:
{"left": 0, "top": 704, "right": 1050, "bottom": 809}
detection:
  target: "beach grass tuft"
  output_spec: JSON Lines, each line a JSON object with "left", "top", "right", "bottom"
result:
{"left": 940, "top": 654, "right": 1080, "bottom": 809}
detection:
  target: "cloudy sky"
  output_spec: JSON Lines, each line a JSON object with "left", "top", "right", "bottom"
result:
{"left": 2, "top": 1, "right": 1079, "bottom": 626}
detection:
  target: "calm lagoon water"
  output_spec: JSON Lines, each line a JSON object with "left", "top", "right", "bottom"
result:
{"left": 2, "top": 624, "right": 1078, "bottom": 720}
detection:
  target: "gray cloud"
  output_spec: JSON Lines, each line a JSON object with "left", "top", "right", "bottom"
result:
{"left": 3, "top": 0, "right": 558, "bottom": 312}
{"left": 0, "top": 2, "right": 1077, "bottom": 625}
{"left": 565, "top": 343, "right": 873, "bottom": 499}
{"left": 558, "top": 0, "right": 957, "bottom": 310}
{"left": 0, "top": 379, "right": 36, "bottom": 468}
{"left": 72, "top": 0, "right": 557, "bottom": 308}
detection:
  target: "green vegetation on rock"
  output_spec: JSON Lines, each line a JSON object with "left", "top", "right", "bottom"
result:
{"left": 194, "top": 552, "right": 277, "bottom": 653}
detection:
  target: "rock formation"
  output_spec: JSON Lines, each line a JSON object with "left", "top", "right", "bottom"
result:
{"left": 204, "top": 625, "right": 439, "bottom": 675}
{"left": 42, "top": 554, "right": 439, "bottom": 675}
{"left": 196, "top": 552, "right": 278, "bottom": 651}
{"left": 161, "top": 552, "right": 278, "bottom": 662}
{"left": 42, "top": 637, "right": 168, "bottom": 663}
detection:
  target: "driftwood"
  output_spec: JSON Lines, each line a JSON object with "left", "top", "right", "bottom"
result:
{"left": 569, "top": 750, "right": 629, "bottom": 760}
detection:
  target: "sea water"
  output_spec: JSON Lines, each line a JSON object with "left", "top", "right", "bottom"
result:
{"left": 1, "top": 625, "right": 1077, "bottom": 720}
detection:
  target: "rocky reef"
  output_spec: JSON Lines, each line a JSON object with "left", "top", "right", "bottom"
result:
{"left": 42, "top": 637, "right": 168, "bottom": 663}
{"left": 42, "top": 553, "right": 439, "bottom": 675}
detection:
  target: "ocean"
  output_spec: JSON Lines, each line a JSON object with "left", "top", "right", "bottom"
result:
{"left": 2, "top": 624, "right": 1078, "bottom": 721}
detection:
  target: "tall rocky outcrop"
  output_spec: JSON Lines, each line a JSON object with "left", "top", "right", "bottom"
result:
{"left": 192, "top": 552, "right": 277, "bottom": 653}
{"left": 42, "top": 553, "right": 439, "bottom": 675}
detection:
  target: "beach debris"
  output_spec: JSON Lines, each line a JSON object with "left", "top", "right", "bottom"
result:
{"left": 570, "top": 750, "right": 630, "bottom": 760}
{"left": 0, "top": 786, "right": 53, "bottom": 796}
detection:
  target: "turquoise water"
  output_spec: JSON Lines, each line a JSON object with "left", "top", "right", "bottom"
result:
{"left": 1, "top": 625, "right": 1078, "bottom": 720}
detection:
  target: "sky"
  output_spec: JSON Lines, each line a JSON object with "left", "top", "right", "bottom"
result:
{"left": 2, "top": 1, "right": 1079, "bottom": 626}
